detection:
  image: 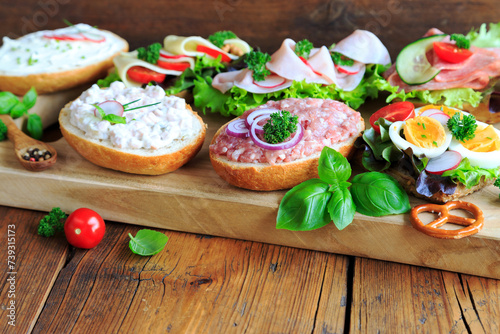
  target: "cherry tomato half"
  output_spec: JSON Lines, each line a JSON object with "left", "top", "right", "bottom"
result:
{"left": 369, "top": 101, "right": 415, "bottom": 133}
{"left": 195, "top": 45, "right": 232, "bottom": 62}
{"left": 156, "top": 59, "right": 191, "bottom": 71}
{"left": 64, "top": 208, "right": 105, "bottom": 249}
{"left": 127, "top": 66, "right": 166, "bottom": 84}
{"left": 432, "top": 42, "right": 473, "bottom": 64}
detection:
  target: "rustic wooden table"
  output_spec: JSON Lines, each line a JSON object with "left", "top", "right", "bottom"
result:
{"left": 1, "top": 204, "right": 499, "bottom": 333}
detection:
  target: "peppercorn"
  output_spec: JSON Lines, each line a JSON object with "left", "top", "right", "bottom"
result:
{"left": 23, "top": 147, "right": 52, "bottom": 162}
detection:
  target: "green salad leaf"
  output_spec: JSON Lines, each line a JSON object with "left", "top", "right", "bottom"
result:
{"left": 468, "top": 22, "right": 500, "bottom": 48}
{"left": 442, "top": 158, "right": 500, "bottom": 188}
{"left": 128, "top": 229, "right": 169, "bottom": 256}
{"left": 0, "top": 87, "right": 41, "bottom": 139}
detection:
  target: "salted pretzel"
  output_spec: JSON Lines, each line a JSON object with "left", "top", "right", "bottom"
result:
{"left": 410, "top": 201, "right": 484, "bottom": 239}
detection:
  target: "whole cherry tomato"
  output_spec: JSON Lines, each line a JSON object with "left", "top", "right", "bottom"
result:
{"left": 369, "top": 101, "right": 415, "bottom": 133}
{"left": 433, "top": 42, "right": 473, "bottom": 64}
{"left": 127, "top": 66, "right": 166, "bottom": 84}
{"left": 64, "top": 208, "right": 105, "bottom": 249}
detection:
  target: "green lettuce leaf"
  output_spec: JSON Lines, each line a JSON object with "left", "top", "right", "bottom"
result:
{"left": 468, "top": 22, "right": 500, "bottom": 48}
{"left": 442, "top": 158, "right": 500, "bottom": 188}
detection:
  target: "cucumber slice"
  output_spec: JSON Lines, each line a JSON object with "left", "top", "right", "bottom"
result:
{"left": 396, "top": 34, "right": 447, "bottom": 85}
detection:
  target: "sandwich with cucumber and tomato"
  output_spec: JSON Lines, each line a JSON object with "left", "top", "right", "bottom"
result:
{"left": 355, "top": 101, "right": 500, "bottom": 203}
{"left": 97, "top": 31, "right": 251, "bottom": 96}
{"left": 380, "top": 22, "right": 500, "bottom": 124}
{"left": 193, "top": 30, "right": 392, "bottom": 117}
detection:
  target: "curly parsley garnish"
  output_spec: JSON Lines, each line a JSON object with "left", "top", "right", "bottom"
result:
{"left": 137, "top": 43, "right": 162, "bottom": 64}
{"left": 494, "top": 178, "right": 500, "bottom": 198}
{"left": 263, "top": 110, "right": 298, "bottom": 144}
{"left": 244, "top": 50, "right": 271, "bottom": 82}
{"left": 208, "top": 31, "right": 237, "bottom": 48}
{"left": 447, "top": 112, "right": 477, "bottom": 142}
{"left": 450, "top": 33, "right": 471, "bottom": 49}
{"left": 331, "top": 51, "right": 354, "bottom": 66}
{"left": 295, "top": 39, "right": 314, "bottom": 59}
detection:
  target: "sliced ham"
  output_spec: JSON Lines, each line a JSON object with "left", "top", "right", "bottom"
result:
{"left": 212, "top": 69, "right": 292, "bottom": 94}
{"left": 332, "top": 30, "right": 391, "bottom": 66}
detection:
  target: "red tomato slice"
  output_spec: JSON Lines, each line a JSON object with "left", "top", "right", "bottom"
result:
{"left": 432, "top": 42, "right": 473, "bottom": 64}
{"left": 369, "top": 101, "right": 415, "bottom": 133}
{"left": 64, "top": 208, "right": 105, "bottom": 249}
{"left": 127, "top": 66, "right": 166, "bottom": 84}
{"left": 157, "top": 59, "right": 191, "bottom": 71}
{"left": 196, "top": 45, "right": 232, "bottom": 62}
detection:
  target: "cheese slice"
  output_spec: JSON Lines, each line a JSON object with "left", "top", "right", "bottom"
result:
{"left": 163, "top": 35, "right": 250, "bottom": 60}
{"left": 113, "top": 51, "right": 185, "bottom": 87}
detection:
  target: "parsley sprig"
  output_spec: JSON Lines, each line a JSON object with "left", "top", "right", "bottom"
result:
{"left": 295, "top": 39, "right": 314, "bottom": 59}
{"left": 450, "top": 33, "right": 471, "bottom": 49}
{"left": 263, "top": 110, "right": 298, "bottom": 144}
{"left": 331, "top": 51, "right": 354, "bottom": 66}
{"left": 208, "top": 31, "right": 237, "bottom": 48}
{"left": 137, "top": 43, "right": 162, "bottom": 64}
{"left": 244, "top": 50, "right": 271, "bottom": 82}
{"left": 447, "top": 112, "right": 477, "bottom": 142}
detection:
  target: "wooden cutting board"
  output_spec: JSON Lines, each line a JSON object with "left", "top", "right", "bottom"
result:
{"left": 1, "top": 94, "right": 500, "bottom": 279}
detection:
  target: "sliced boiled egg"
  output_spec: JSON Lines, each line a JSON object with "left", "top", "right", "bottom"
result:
{"left": 389, "top": 116, "right": 452, "bottom": 159}
{"left": 448, "top": 120, "right": 500, "bottom": 168}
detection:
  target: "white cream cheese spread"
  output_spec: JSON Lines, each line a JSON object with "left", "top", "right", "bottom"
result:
{"left": 0, "top": 24, "right": 126, "bottom": 76}
{"left": 68, "top": 82, "right": 201, "bottom": 150}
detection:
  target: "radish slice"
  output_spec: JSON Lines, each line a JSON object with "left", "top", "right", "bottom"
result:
{"left": 419, "top": 108, "right": 442, "bottom": 117}
{"left": 253, "top": 75, "right": 288, "bottom": 89}
{"left": 94, "top": 100, "right": 124, "bottom": 118}
{"left": 249, "top": 114, "right": 303, "bottom": 150}
{"left": 425, "top": 150, "right": 462, "bottom": 175}
{"left": 334, "top": 61, "right": 363, "bottom": 75}
{"left": 226, "top": 119, "right": 249, "bottom": 138}
{"left": 427, "top": 111, "right": 451, "bottom": 126}
{"left": 298, "top": 56, "right": 323, "bottom": 76}
{"left": 245, "top": 108, "right": 279, "bottom": 128}
{"left": 159, "top": 50, "right": 189, "bottom": 59}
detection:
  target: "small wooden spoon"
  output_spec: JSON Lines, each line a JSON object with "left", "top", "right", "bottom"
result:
{"left": 0, "top": 114, "right": 57, "bottom": 171}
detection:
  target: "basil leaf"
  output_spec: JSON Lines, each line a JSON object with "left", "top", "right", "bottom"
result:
{"left": 276, "top": 179, "right": 332, "bottom": 231}
{"left": 102, "top": 114, "right": 126, "bottom": 124}
{"left": 10, "top": 103, "right": 27, "bottom": 119}
{"left": 350, "top": 172, "right": 410, "bottom": 217}
{"left": 318, "top": 146, "right": 351, "bottom": 185}
{"left": 128, "top": 229, "right": 169, "bottom": 256}
{"left": 327, "top": 184, "right": 356, "bottom": 230}
{"left": 0, "top": 91, "right": 19, "bottom": 114}
{"left": 22, "top": 87, "right": 37, "bottom": 109}
{"left": 27, "top": 114, "right": 43, "bottom": 139}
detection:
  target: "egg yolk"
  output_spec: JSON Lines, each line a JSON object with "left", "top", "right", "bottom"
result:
{"left": 403, "top": 116, "right": 446, "bottom": 149}
{"left": 419, "top": 104, "right": 460, "bottom": 117}
{"left": 462, "top": 125, "right": 500, "bottom": 152}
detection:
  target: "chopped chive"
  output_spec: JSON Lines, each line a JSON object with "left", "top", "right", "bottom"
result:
{"left": 422, "top": 123, "right": 426, "bottom": 130}
{"left": 124, "top": 101, "right": 161, "bottom": 112}
{"left": 433, "top": 141, "right": 438, "bottom": 147}
{"left": 487, "top": 136, "right": 493, "bottom": 140}
{"left": 16, "top": 57, "right": 21, "bottom": 64}
{"left": 122, "top": 98, "right": 141, "bottom": 108}
{"left": 421, "top": 134, "right": 427, "bottom": 138}
{"left": 81, "top": 56, "right": 86, "bottom": 59}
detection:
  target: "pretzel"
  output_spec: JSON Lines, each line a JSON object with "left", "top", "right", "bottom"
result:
{"left": 410, "top": 201, "right": 484, "bottom": 239}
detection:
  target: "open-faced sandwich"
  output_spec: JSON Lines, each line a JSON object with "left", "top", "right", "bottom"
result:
{"left": 209, "top": 97, "right": 365, "bottom": 190}
{"left": 0, "top": 23, "right": 128, "bottom": 95}
{"left": 194, "top": 30, "right": 391, "bottom": 116}
{"left": 356, "top": 101, "right": 500, "bottom": 203}
{"left": 59, "top": 81, "right": 206, "bottom": 175}
{"left": 380, "top": 22, "right": 500, "bottom": 124}
{"left": 99, "top": 31, "right": 251, "bottom": 96}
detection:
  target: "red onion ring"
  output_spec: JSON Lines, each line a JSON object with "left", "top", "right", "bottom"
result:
{"left": 249, "top": 114, "right": 303, "bottom": 150}
{"left": 226, "top": 118, "right": 249, "bottom": 138}
{"left": 245, "top": 108, "right": 279, "bottom": 128}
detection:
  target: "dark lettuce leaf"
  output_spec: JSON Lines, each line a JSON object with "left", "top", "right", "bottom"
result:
{"left": 415, "top": 170, "right": 457, "bottom": 197}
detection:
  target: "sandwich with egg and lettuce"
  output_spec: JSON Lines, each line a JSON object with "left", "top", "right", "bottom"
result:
{"left": 355, "top": 102, "right": 500, "bottom": 203}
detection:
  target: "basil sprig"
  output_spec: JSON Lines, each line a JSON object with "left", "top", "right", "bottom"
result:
{"left": 0, "top": 87, "right": 42, "bottom": 139}
{"left": 277, "top": 147, "right": 410, "bottom": 231}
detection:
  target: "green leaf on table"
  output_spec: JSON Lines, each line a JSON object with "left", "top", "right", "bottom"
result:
{"left": 318, "top": 146, "right": 351, "bottom": 185}
{"left": 327, "top": 184, "right": 356, "bottom": 230}
{"left": 350, "top": 172, "right": 410, "bottom": 217}
{"left": 0, "top": 91, "right": 19, "bottom": 114}
{"left": 10, "top": 103, "right": 27, "bottom": 119}
{"left": 27, "top": 114, "right": 43, "bottom": 139}
{"left": 22, "top": 87, "right": 37, "bottom": 109}
{"left": 129, "top": 229, "right": 169, "bottom": 256}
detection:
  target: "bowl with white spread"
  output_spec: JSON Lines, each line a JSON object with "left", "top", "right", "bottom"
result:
{"left": 59, "top": 82, "right": 207, "bottom": 175}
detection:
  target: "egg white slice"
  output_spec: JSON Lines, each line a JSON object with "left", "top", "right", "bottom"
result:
{"left": 448, "top": 120, "right": 500, "bottom": 169}
{"left": 389, "top": 121, "right": 452, "bottom": 159}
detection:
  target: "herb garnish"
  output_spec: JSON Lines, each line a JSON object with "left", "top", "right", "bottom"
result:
{"left": 331, "top": 51, "right": 354, "bottom": 66}
{"left": 208, "top": 31, "right": 237, "bottom": 48}
{"left": 495, "top": 178, "right": 500, "bottom": 198}
{"left": 0, "top": 119, "right": 7, "bottom": 141}
{"left": 263, "top": 110, "right": 298, "bottom": 144}
{"left": 450, "top": 33, "right": 471, "bottom": 49}
{"left": 276, "top": 147, "right": 411, "bottom": 231}
{"left": 37, "top": 207, "right": 68, "bottom": 237}
{"left": 447, "top": 112, "right": 477, "bottom": 142}
{"left": 244, "top": 50, "right": 271, "bottom": 82}
{"left": 95, "top": 99, "right": 161, "bottom": 124}
{"left": 128, "top": 229, "right": 169, "bottom": 256}
{"left": 0, "top": 87, "right": 41, "bottom": 139}
{"left": 295, "top": 39, "right": 314, "bottom": 59}
{"left": 137, "top": 42, "right": 162, "bottom": 64}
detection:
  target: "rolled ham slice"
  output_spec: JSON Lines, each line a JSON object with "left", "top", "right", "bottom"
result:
{"left": 212, "top": 69, "right": 292, "bottom": 94}
{"left": 332, "top": 30, "right": 391, "bottom": 66}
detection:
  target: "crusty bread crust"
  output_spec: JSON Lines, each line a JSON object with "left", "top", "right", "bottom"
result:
{"left": 59, "top": 103, "right": 206, "bottom": 175}
{"left": 0, "top": 30, "right": 129, "bottom": 96}
{"left": 385, "top": 168, "right": 495, "bottom": 204}
{"left": 210, "top": 118, "right": 364, "bottom": 191}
